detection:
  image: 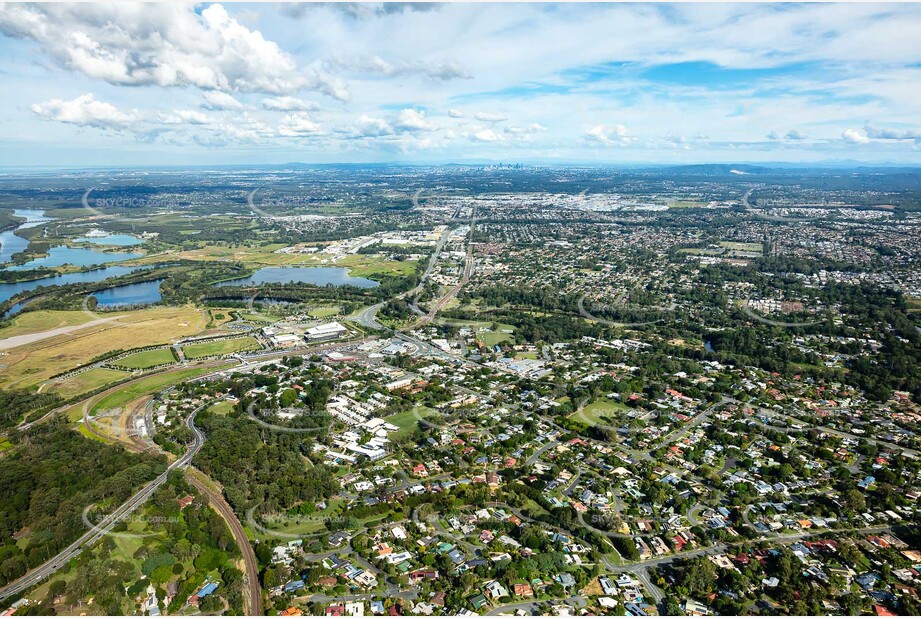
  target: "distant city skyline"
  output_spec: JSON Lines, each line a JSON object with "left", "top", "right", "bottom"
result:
{"left": 1, "top": 2, "right": 919, "bottom": 167}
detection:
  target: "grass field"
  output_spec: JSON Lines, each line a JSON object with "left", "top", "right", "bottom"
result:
{"left": 473, "top": 321, "right": 515, "bottom": 347}
{"left": 0, "top": 437, "right": 13, "bottom": 451}
{"left": 386, "top": 406, "right": 435, "bottom": 438}
{"left": 719, "top": 241, "right": 763, "bottom": 252}
{"left": 573, "top": 398, "right": 630, "bottom": 427}
{"left": 667, "top": 199, "right": 708, "bottom": 208}
{"left": 477, "top": 330, "right": 513, "bottom": 347}
{"left": 338, "top": 255, "right": 418, "bottom": 277}
{"left": 169, "top": 242, "right": 418, "bottom": 278}
{"left": 239, "top": 312, "right": 276, "bottom": 323}
{"left": 90, "top": 364, "right": 235, "bottom": 415}
{"left": 0, "top": 309, "right": 95, "bottom": 339}
{"left": 77, "top": 421, "right": 112, "bottom": 443}
{"left": 435, "top": 318, "right": 492, "bottom": 328}
{"left": 182, "top": 337, "right": 261, "bottom": 359}
{"left": 677, "top": 247, "right": 723, "bottom": 255}
{"left": 308, "top": 306, "right": 340, "bottom": 318}
{"left": 0, "top": 306, "right": 205, "bottom": 391}
{"left": 205, "top": 309, "right": 235, "bottom": 328}
{"left": 50, "top": 367, "right": 129, "bottom": 400}
{"left": 251, "top": 498, "right": 346, "bottom": 540}
{"left": 116, "top": 348, "right": 176, "bottom": 369}
{"left": 208, "top": 400, "right": 234, "bottom": 415}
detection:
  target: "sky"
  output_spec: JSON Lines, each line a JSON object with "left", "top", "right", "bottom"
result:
{"left": 0, "top": 2, "right": 920, "bottom": 167}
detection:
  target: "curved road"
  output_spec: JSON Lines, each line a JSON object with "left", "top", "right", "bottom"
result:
{"left": 3, "top": 396, "right": 264, "bottom": 615}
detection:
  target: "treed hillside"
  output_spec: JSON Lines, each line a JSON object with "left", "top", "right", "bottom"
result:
{"left": 193, "top": 412, "right": 339, "bottom": 517}
{"left": 0, "top": 421, "right": 166, "bottom": 587}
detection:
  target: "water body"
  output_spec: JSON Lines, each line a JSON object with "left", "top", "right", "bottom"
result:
{"left": 75, "top": 234, "right": 144, "bottom": 247}
{"left": 216, "top": 266, "right": 379, "bottom": 289}
{"left": 704, "top": 340, "right": 715, "bottom": 353}
{"left": 93, "top": 279, "right": 163, "bottom": 307}
{"left": 3, "top": 299, "right": 30, "bottom": 318}
{"left": 0, "top": 209, "right": 53, "bottom": 264}
{"left": 8, "top": 246, "right": 143, "bottom": 271}
{"left": 0, "top": 265, "right": 149, "bottom": 305}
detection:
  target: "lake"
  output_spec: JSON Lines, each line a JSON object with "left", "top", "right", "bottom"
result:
{"left": 0, "top": 265, "right": 150, "bottom": 306}
{"left": 8, "top": 246, "right": 143, "bottom": 271}
{"left": 0, "top": 209, "right": 53, "bottom": 264}
{"left": 93, "top": 279, "right": 163, "bottom": 307}
{"left": 216, "top": 266, "right": 379, "bottom": 289}
{"left": 75, "top": 233, "right": 144, "bottom": 247}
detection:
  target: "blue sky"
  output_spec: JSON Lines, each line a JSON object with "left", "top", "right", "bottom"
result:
{"left": 0, "top": 2, "right": 919, "bottom": 167}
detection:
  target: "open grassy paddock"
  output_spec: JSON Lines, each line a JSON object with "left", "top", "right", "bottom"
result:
{"left": 475, "top": 322, "right": 516, "bottom": 347}
{"left": 0, "top": 309, "right": 95, "bottom": 339}
{"left": 572, "top": 397, "right": 630, "bottom": 427}
{"left": 90, "top": 363, "right": 236, "bottom": 416}
{"left": 115, "top": 348, "right": 176, "bottom": 369}
{"left": 308, "top": 306, "right": 341, "bottom": 318}
{"left": 386, "top": 406, "right": 435, "bottom": 438}
{"left": 0, "top": 306, "right": 205, "bottom": 391}
{"left": 181, "top": 337, "right": 261, "bottom": 359}
{"left": 49, "top": 367, "right": 130, "bottom": 400}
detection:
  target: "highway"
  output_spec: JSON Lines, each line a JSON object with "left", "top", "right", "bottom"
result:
{"left": 350, "top": 218, "right": 471, "bottom": 335}
{"left": 0, "top": 408, "right": 205, "bottom": 603}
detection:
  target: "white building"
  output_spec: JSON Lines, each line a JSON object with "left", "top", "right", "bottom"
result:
{"left": 306, "top": 321, "right": 348, "bottom": 342}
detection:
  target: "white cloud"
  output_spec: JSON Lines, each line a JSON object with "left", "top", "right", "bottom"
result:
{"left": 308, "top": 71, "right": 351, "bottom": 102}
{"left": 503, "top": 123, "right": 548, "bottom": 142}
{"left": 470, "top": 128, "right": 502, "bottom": 142}
{"left": 841, "top": 128, "right": 870, "bottom": 144}
{"left": 0, "top": 3, "right": 347, "bottom": 97}
{"left": 263, "top": 96, "right": 320, "bottom": 112}
{"left": 31, "top": 93, "right": 138, "bottom": 130}
{"left": 157, "top": 110, "right": 211, "bottom": 125}
{"left": 767, "top": 129, "right": 807, "bottom": 141}
{"left": 505, "top": 123, "right": 547, "bottom": 135}
{"left": 864, "top": 124, "right": 921, "bottom": 140}
{"left": 331, "top": 55, "right": 471, "bottom": 81}
{"left": 664, "top": 134, "right": 690, "bottom": 150}
{"left": 7, "top": 3, "right": 921, "bottom": 162}
{"left": 395, "top": 108, "right": 435, "bottom": 132}
{"left": 202, "top": 91, "right": 245, "bottom": 111}
{"left": 277, "top": 112, "right": 321, "bottom": 137}
{"left": 281, "top": 3, "right": 442, "bottom": 21}
{"left": 474, "top": 111, "right": 507, "bottom": 123}
{"left": 584, "top": 124, "right": 634, "bottom": 146}
{"left": 350, "top": 114, "right": 395, "bottom": 137}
